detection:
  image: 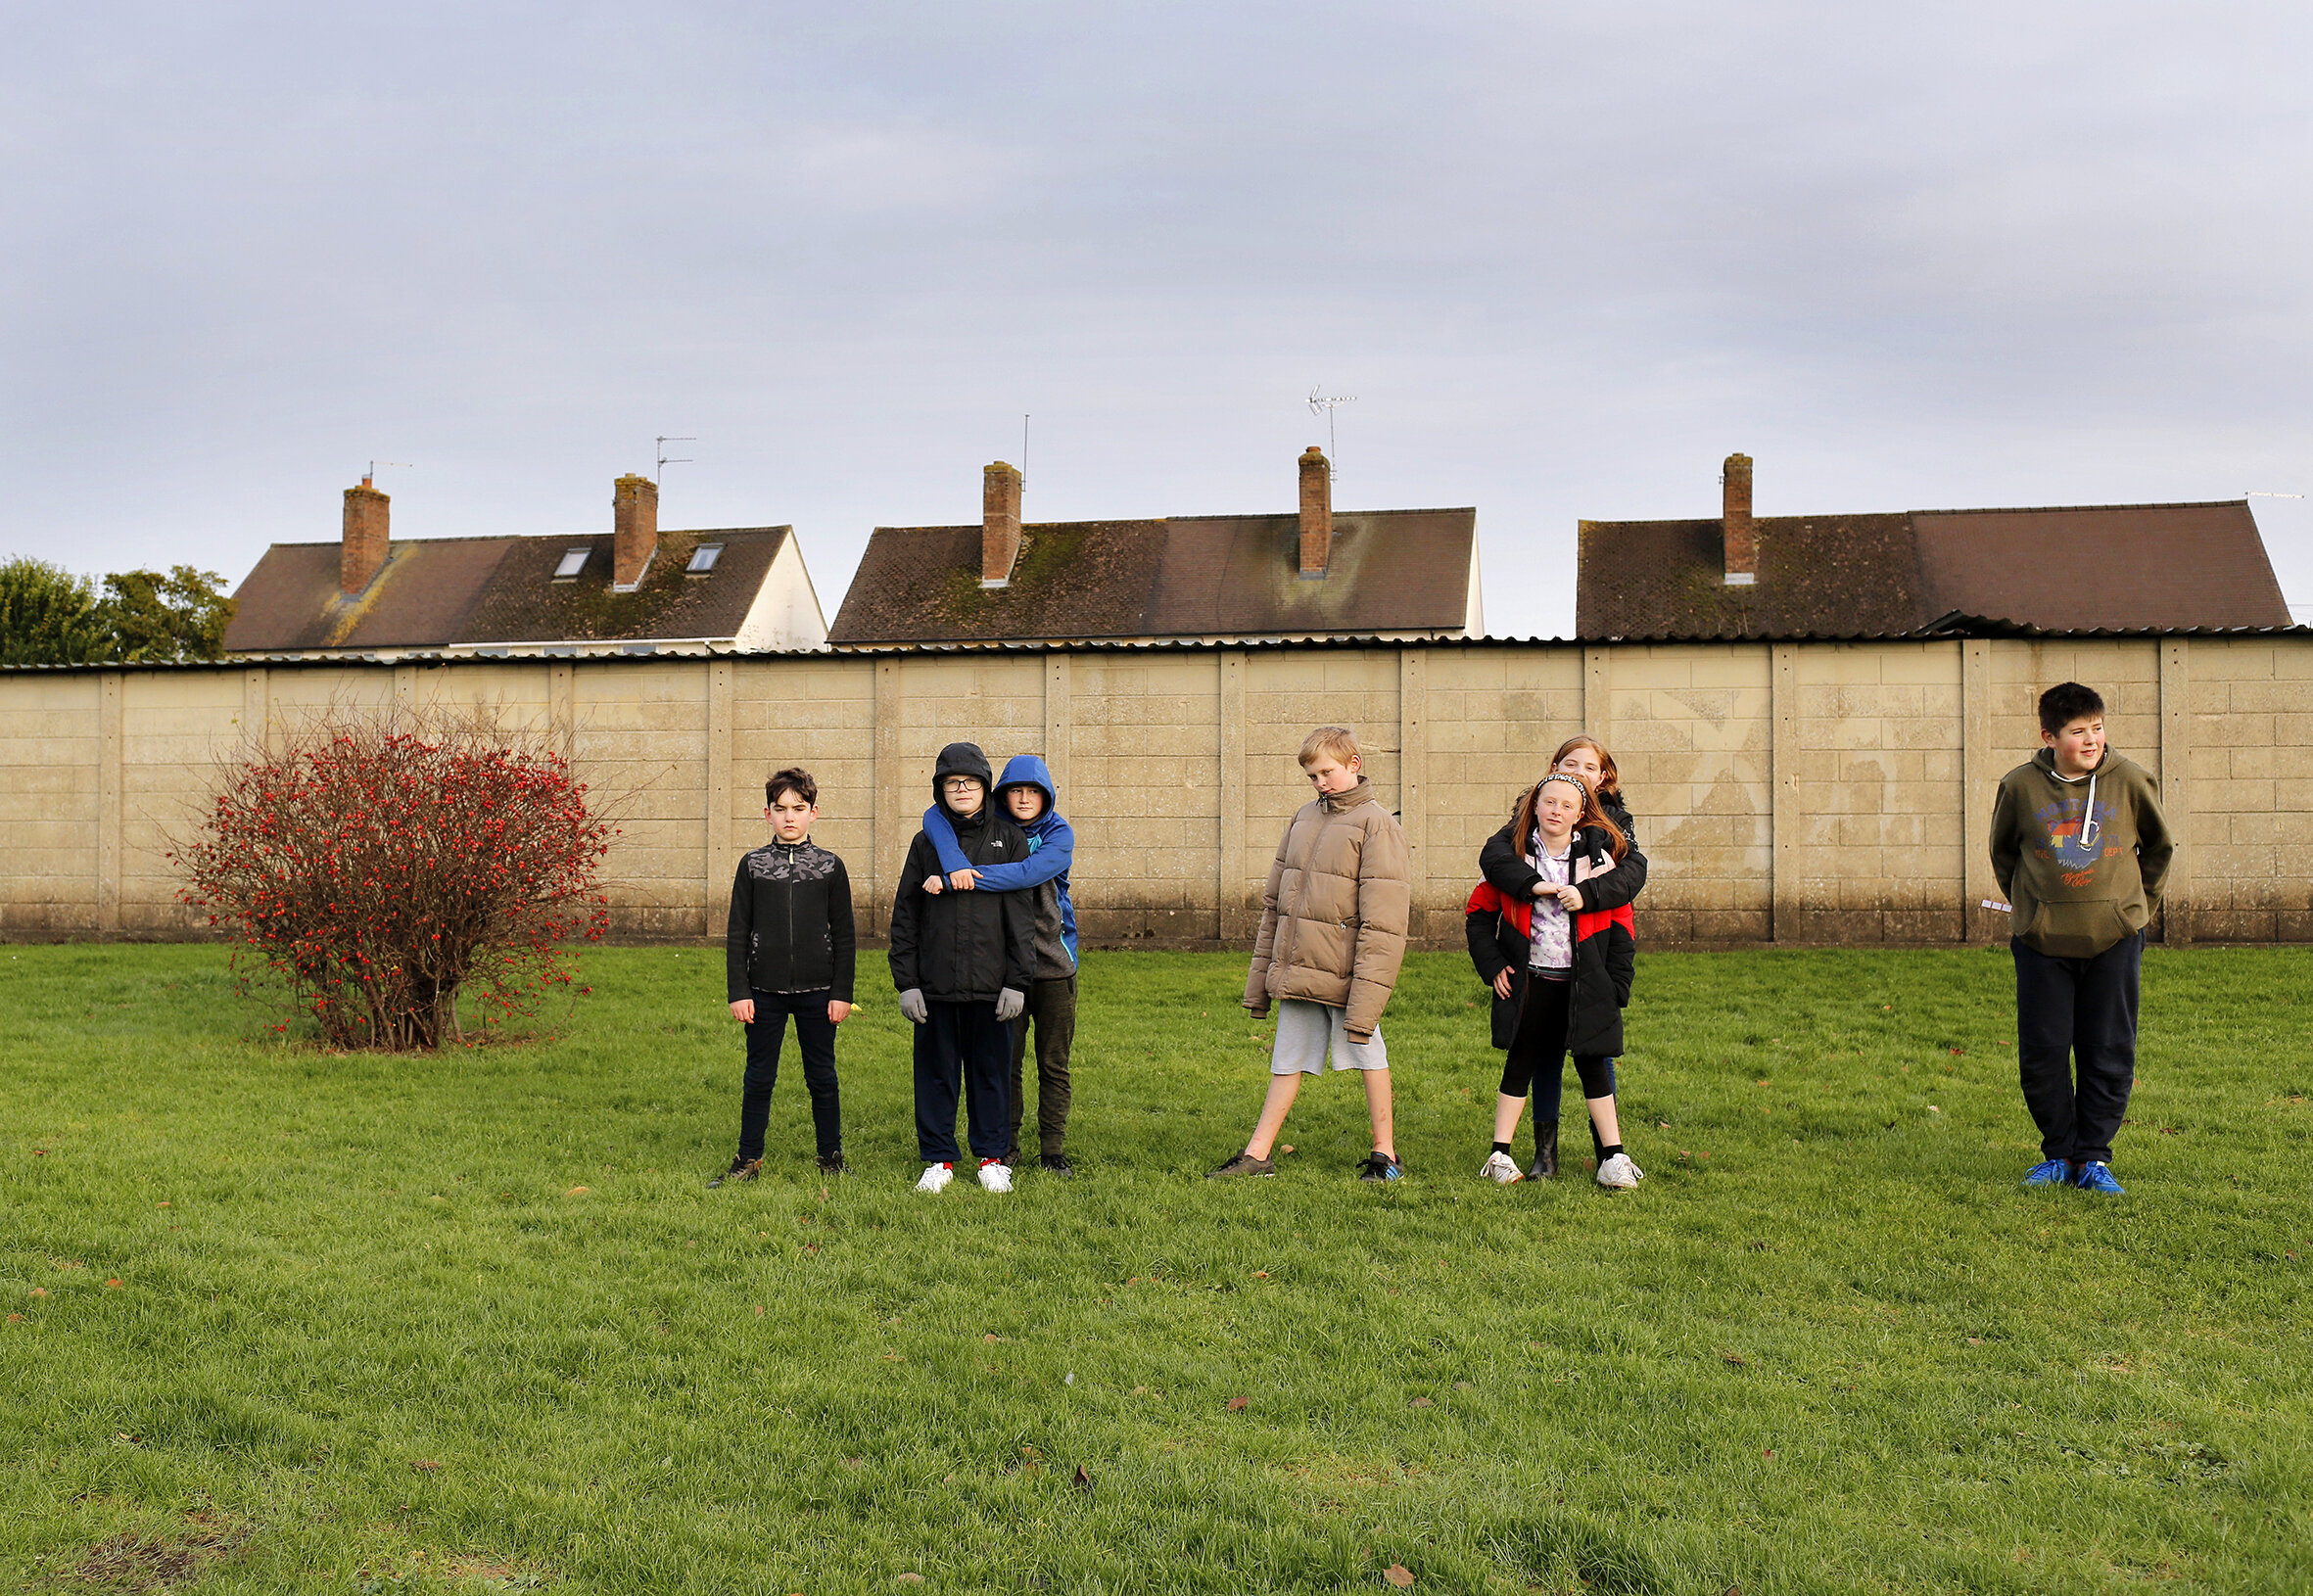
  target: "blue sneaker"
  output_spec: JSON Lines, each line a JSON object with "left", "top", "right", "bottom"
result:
{"left": 2072, "top": 1161, "right": 2126, "bottom": 1196}
{"left": 1357, "top": 1151, "right": 1405, "bottom": 1183}
{"left": 2021, "top": 1158, "right": 2073, "bottom": 1188}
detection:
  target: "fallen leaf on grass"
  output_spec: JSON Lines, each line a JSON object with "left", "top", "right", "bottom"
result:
{"left": 565, "top": 1186, "right": 590, "bottom": 1196}
{"left": 1453, "top": 1381, "right": 1472, "bottom": 1390}
{"left": 409, "top": 1460, "right": 443, "bottom": 1474}
{"left": 157, "top": 1201, "right": 169, "bottom": 1208}
{"left": 7, "top": 1314, "right": 22, "bottom": 1323}
{"left": 1385, "top": 1564, "right": 1415, "bottom": 1588}
{"left": 105, "top": 1279, "right": 122, "bottom": 1289}
{"left": 29, "top": 1289, "right": 46, "bottom": 1298}
{"left": 1409, "top": 1397, "right": 1434, "bottom": 1409}
{"left": 1762, "top": 1449, "right": 1774, "bottom": 1459}
{"left": 1252, "top": 1271, "right": 1270, "bottom": 1280}
{"left": 1278, "top": 1144, "right": 1295, "bottom": 1155}
{"left": 1226, "top": 1396, "right": 1249, "bottom": 1412}
{"left": 896, "top": 1573, "right": 924, "bottom": 1584}
{"left": 1072, "top": 1464, "right": 1092, "bottom": 1490}
{"left": 31, "top": 1150, "right": 47, "bottom": 1156}
{"left": 1723, "top": 1353, "right": 1748, "bottom": 1367}
{"left": 754, "top": 1306, "right": 766, "bottom": 1318}
{"left": 985, "top": 1333, "right": 1003, "bottom": 1342}
{"left": 1966, "top": 1337, "right": 1984, "bottom": 1345}
{"left": 804, "top": 1244, "right": 819, "bottom": 1254}
{"left": 881, "top": 1352, "right": 905, "bottom": 1362}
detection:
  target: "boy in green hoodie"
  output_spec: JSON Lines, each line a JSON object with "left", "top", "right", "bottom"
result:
{"left": 1989, "top": 681, "right": 2173, "bottom": 1196}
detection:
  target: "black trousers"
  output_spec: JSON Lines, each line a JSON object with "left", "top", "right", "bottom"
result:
{"left": 737, "top": 988, "right": 841, "bottom": 1160}
{"left": 1007, "top": 973, "right": 1077, "bottom": 1159}
{"left": 914, "top": 999, "right": 1014, "bottom": 1164}
{"left": 1501, "top": 977, "right": 1617, "bottom": 1157}
{"left": 2013, "top": 930, "right": 2142, "bottom": 1166}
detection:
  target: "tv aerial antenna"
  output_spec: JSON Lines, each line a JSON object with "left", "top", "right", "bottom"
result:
{"left": 363, "top": 459, "right": 413, "bottom": 489}
{"left": 656, "top": 435, "right": 696, "bottom": 482}
{"left": 1306, "top": 388, "right": 1355, "bottom": 479}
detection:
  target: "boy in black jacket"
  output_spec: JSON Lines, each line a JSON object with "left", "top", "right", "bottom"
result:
{"left": 889, "top": 742, "right": 1036, "bottom": 1194}
{"left": 713, "top": 767, "right": 856, "bottom": 1186}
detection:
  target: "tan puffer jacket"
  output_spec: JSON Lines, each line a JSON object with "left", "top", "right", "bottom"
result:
{"left": 1243, "top": 778, "right": 1412, "bottom": 1040}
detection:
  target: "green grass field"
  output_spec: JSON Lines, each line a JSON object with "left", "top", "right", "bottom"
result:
{"left": 3, "top": 942, "right": 2308, "bottom": 1594}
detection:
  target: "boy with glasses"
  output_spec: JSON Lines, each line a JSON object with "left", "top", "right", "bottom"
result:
{"left": 888, "top": 743, "right": 1036, "bottom": 1193}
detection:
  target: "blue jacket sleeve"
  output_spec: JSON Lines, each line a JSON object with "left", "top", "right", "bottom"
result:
{"left": 963, "top": 815, "right": 1073, "bottom": 892}
{"left": 925, "top": 805, "right": 971, "bottom": 876}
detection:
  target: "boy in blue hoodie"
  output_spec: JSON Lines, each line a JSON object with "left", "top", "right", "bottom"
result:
{"left": 923, "top": 753, "right": 1079, "bottom": 1175}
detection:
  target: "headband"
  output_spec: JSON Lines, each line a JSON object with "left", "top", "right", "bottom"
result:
{"left": 1538, "top": 773, "right": 1588, "bottom": 797}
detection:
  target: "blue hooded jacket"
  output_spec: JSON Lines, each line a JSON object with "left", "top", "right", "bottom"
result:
{"left": 922, "top": 753, "right": 1076, "bottom": 971}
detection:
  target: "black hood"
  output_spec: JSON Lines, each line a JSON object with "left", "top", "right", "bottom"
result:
{"left": 933, "top": 741, "right": 995, "bottom": 821}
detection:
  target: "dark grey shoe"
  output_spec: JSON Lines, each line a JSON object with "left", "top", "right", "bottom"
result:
{"left": 1527, "top": 1123, "right": 1559, "bottom": 1182}
{"left": 707, "top": 1156, "right": 762, "bottom": 1189}
{"left": 1207, "top": 1151, "right": 1276, "bottom": 1179}
{"left": 816, "top": 1150, "right": 849, "bottom": 1175}
{"left": 1039, "top": 1152, "right": 1074, "bottom": 1178}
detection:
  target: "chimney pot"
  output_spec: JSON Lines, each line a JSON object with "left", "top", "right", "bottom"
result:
{"left": 1722, "top": 452, "right": 1757, "bottom": 585}
{"left": 613, "top": 474, "right": 658, "bottom": 590}
{"left": 1298, "top": 446, "right": 1333, "bottom": 578}
{"left": 341, "top": 482, "right": 390, "bottom": 594}
{"left": 981, "top": 460, "right": 1022, "bottom": 587}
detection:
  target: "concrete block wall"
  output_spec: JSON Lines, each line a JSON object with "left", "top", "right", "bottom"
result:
{"left": 4, "top": 634, "right": 2309, "bottom": 949}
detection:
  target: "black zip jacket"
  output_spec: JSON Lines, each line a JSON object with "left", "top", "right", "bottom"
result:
{"left": 888, "top": 743, "right": 1036, "bottom": 1004}
{"left": 1479, "top": 795, "right": 1648, "bottom": 914}
{"left": 726, "top": 839, "right": 857, "bottom": 1003}
{"left": 1465, "top": 825, "right": 1635, "bottom": 1057}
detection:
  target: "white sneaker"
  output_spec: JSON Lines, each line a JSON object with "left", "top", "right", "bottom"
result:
{"left": 1595, "top": 1152, "right": 1643, "bottom": 1190}
{"left": 915, "top": 1162, "right": 955, "bottom": 1194}
{"left": 976, "top": 1160, "right": 1014, "bottom": 1194}
{"left": 1479, "top": 1150, "right": 1524, "bottom": 1185}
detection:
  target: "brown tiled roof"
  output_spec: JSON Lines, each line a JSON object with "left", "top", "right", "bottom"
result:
{"left": 1578, "top": 499, "right": 2289, "bottom": 639}
{"left": 223, "top": 526, "right": 792, "bottom": 653}
{"left": 827, "top": 508, "right": 1476, "bottom": 644}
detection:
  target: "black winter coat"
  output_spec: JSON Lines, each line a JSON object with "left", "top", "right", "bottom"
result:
{"left": 888, "top": 743, "right": 1036, "bottom": 1004}
{"left": 1479, "top": 795, "right": 1648, "bottom": 914}
{"left": 726, "top": 839, "right": 857, "bottom": 1002}
{"left": 1465, "top": 824, "right": 1635, "bottom": 1058}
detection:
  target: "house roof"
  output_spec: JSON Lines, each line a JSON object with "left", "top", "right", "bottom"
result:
{"left": 1578, "top": 499, "right": 2290, "bottom": 639}
{"left": 222, "top": 525, "right": 793, "bottom": 653}
{"left": 827, "top": 507, "right": 1478, "bottom": 644}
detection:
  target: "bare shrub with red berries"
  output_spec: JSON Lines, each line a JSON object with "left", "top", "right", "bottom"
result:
{"left": 176, "top": 708, "right": 613, "bottom": 1050}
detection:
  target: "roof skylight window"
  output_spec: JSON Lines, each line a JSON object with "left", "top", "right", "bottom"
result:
{"left": 552, "top": 547, "right": 590, "bottom": 580}
{"left": 686, "top": 543, "right": 724, "bottom": 574}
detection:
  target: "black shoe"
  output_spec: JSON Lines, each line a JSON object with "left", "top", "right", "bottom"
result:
{"left": 1207, "top": 1151, "right": 1276, "bottom": 1179}
{"left": 1527, "top": 1123, "right": 1559, "bottom": 1182}
{"left": 1039, "top": 1152, "right": 1074, "bottom": 1178}
{"left": 1357, "top": 1151, "right": 1405, "bottom": 1184}
{"left": 816, "top": 1150, "right": 849, "bottom": 1176}
{"left": 707, "top": 1156, "right": 762, "bottom": 1189}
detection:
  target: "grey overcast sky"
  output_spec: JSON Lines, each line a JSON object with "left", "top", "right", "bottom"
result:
{"left": 5, "top": 1, "right": 2310, "bottom": 637}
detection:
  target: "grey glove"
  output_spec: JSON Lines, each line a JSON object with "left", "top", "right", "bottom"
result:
{"left": 898, "top": 988, "right": 928, "bottom": 1025}
{"left": 995, "top": 987, "right": 1025, "bottom": 1022}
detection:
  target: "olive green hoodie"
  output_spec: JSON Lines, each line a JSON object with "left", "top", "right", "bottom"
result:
{"left": 1989, "top": 748, "right": 2173, "bottom": 958}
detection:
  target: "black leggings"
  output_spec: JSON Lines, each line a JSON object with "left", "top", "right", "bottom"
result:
{"left": 1499, "top": 976, "right": 1616, "bottom": 1103}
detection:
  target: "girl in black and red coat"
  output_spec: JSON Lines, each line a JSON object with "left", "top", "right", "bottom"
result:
{"left": 1466, "top": 772, "right": 1643, "bottom": 1189}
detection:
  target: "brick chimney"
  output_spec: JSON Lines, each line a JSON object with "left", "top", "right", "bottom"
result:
{"left": 341, "top": 479, "right": 390, "bottom": 594}
{"left": 613, "top": 474, "right": 658, "bottom": 591}
{"left": 1298, "top": 446, "right": 1332, "bottom": 578}
{"left": 981, "top": 460, "right": 1022, "bottom": 587}
{"left": 1722, "top": 451, "right": 1757, "bottom": 586}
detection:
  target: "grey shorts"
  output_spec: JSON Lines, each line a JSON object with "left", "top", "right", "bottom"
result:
{"left": 1269, "top": 998, "right": 1390, "bottom": 1075}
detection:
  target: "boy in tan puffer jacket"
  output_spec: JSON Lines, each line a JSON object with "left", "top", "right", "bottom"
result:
{"left": 1209, "top": 726, "right": 1413, "bottom": 1183}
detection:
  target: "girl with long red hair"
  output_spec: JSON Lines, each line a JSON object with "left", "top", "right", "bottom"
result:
{"left": 1477, "top": 735, "right": 1649, "bottom": 1178}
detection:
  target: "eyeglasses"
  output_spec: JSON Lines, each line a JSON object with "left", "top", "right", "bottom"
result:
{"left": 941, "top": 778, "right": 982, "bottom": 791}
